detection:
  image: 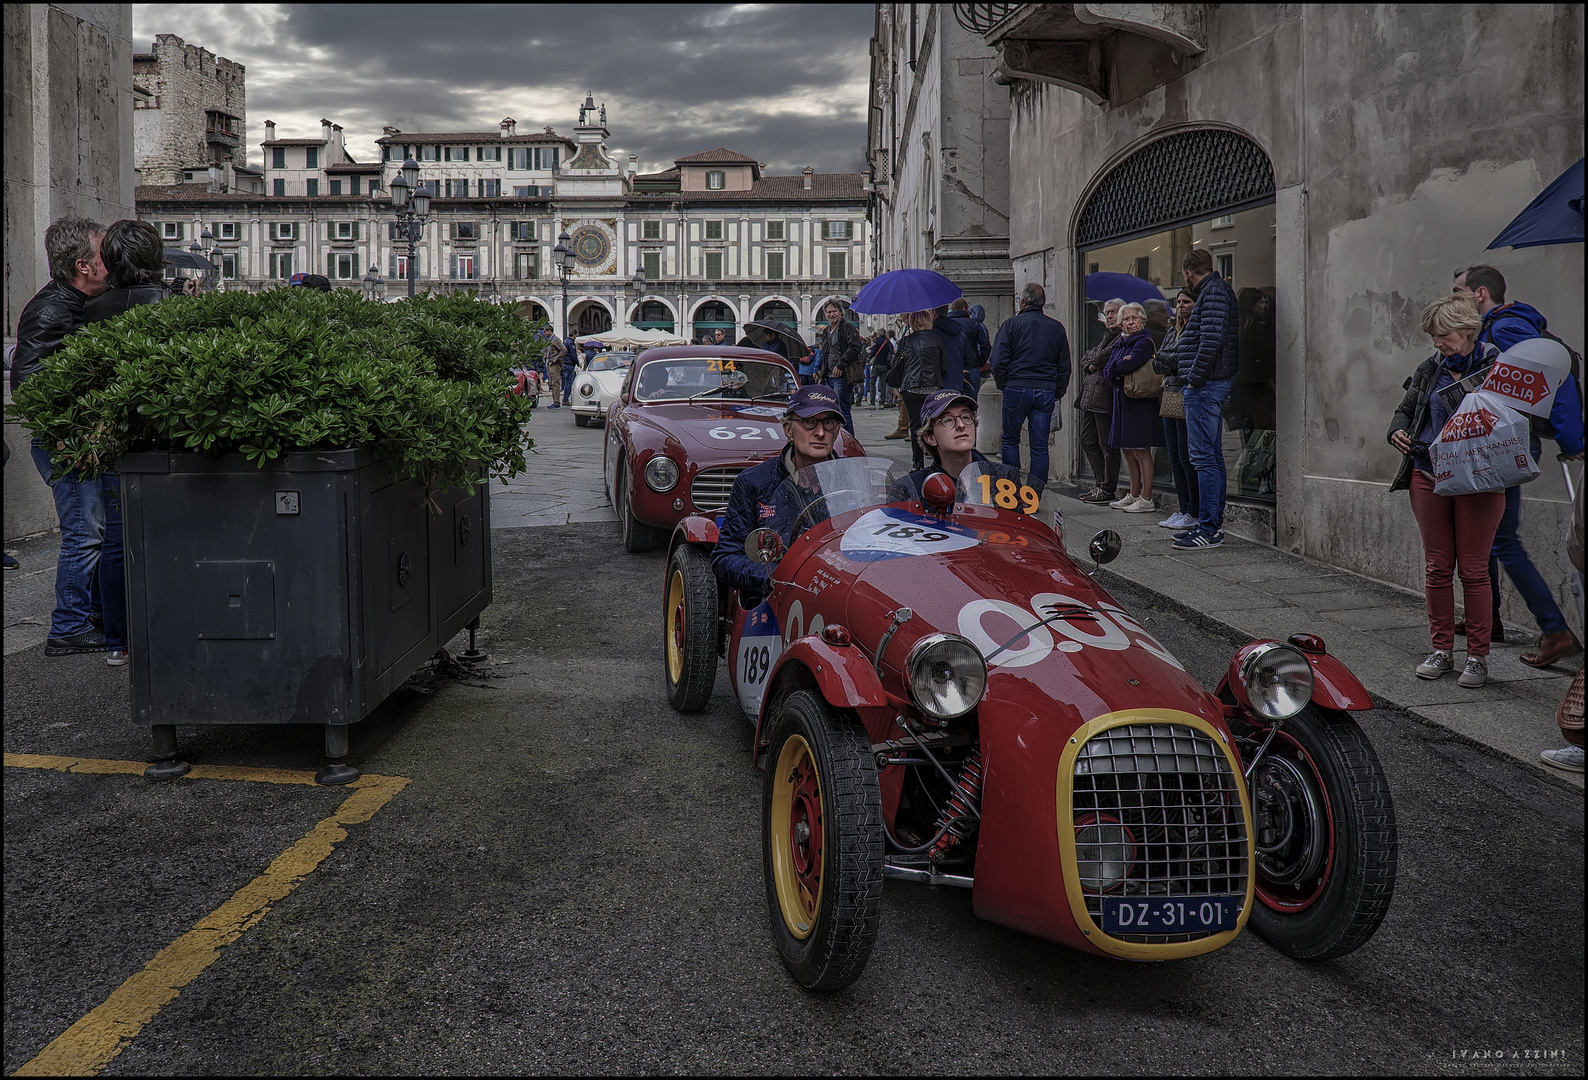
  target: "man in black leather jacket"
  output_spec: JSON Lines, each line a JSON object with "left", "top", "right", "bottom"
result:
{"left": 12, "top": 217, "right": 125, "bottom": 660}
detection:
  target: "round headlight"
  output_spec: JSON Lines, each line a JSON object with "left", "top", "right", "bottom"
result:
{"left": 579, "top": 382, "right": 596, "bottom": 398}
{"left": 1074, "top": 813, "right": 1136, "bottom": 892}
{"left": 643, "top": 455, "right": 680, "bottom": 493}
{"left": 905, "top": 633, "right": 986, "bottom": 720}
{"left": 1240, "top": 643, "right": 1314, "bottom": 720}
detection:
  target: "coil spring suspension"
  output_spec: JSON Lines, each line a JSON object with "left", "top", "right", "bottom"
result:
{"left": 928, "top": 747, "right": 984, "bottom": 863}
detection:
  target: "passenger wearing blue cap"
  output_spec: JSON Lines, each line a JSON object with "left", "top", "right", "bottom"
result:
{"left": 889, "top": 388, "right": 1019, "bottom": 502}
{"left": 712, "top": 384, "right": 847, "bottom": 600}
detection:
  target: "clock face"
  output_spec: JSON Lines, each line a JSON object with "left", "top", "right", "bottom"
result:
{"left": 571, "top": 226, "right": 611, "bottom": 267}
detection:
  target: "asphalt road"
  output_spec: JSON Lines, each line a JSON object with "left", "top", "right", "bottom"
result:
{"left": 4, "top": 506, "right": 1582, "bottom": 1075}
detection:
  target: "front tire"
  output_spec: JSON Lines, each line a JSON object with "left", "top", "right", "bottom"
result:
{"left": 665, "top": 544, "right": 718, "bottom": 711}
{"left": 574, "top": 413, "right": 591, "bottom": 428}
{"left": 618, "top": 462, "right": 656, "bottom": 554}
{"left": 762, "top": 689, "right": 884, "bottom": 991}
{"left": 1242, "top": 704, "right": 1397, "bottom": 960}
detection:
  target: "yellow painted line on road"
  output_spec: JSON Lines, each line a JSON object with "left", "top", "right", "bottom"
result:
{"left": 7, "top": 757, "right": 410, "bottom": 1077}
{"left": 4, "top": 753, "right": 325, "bottom": 786}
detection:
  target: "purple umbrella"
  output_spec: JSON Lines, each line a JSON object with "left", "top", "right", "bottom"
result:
{"left": 851, "top": 268, "right": 963, "bottom": 314}
{"left": 1085, "top": 272, "right": 1165, "bottom": 304}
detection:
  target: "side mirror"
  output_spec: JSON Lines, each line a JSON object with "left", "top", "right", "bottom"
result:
{"left": 744, "top": 527, "right": 786, "bottom": 565}
{"left": 1088, "top": 529, "right": 1121, "bottom": 569}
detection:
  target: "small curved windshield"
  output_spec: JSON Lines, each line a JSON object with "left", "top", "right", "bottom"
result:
{"left": 956, "top": 459, "right": 1046, "bottom": 516}
{"left": 632, "top": 357, "right": 796, "bottom": 402}
{"left": 587, "top": 351, "right": 634, "bottom": 372}
{"left": 768, "top": 456, "right": 910, "bottom": 546}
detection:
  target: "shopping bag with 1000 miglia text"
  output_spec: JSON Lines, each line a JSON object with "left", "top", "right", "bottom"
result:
{"left": 1431, "top": 388, "right": 1540, "bottom": 496}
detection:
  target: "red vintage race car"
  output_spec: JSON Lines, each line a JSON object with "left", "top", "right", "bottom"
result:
{"left": 663, "top": 457, "right": 1397, "bottom": 990}
{"left": 603, "top": 346, "right": 861, "bottom": 552}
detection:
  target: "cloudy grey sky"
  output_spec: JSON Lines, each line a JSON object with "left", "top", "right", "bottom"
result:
{"left": 132, "top": 4, "right": 874, "bottom": 177}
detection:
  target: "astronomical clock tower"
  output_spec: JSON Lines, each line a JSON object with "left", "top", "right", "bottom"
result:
{"left": 556, "top": 93, "right": 629, "bottom": 333}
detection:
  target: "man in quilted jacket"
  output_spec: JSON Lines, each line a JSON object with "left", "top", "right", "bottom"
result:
{"left": 1171, "top": 249, "right": 1239, "bottom": 550}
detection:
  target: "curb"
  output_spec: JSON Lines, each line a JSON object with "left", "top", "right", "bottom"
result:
{"left": 1093, "top": 565, "right": 1585, "bottom": 796}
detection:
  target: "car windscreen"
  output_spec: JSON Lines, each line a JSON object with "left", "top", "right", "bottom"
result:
{"left": 631, "top": 357, "right": 796, "bottom": 402}
{"left": 588, "top": 352, "right": 633, "bottom": 371}
{"left": 768, "top": 456, "right": 910, "bottom": 547}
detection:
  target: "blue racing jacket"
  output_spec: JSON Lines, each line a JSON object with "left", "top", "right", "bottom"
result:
{"left": 712, "top": 446, "right": 835, "bottom": 596}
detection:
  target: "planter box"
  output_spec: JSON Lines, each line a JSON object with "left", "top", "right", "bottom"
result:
{"left": 119, "top": 447, "right": 491, "bottom": 779}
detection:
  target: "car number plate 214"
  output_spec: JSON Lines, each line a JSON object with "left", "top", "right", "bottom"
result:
{"left": 1102, "top": 896, "right": 1241, "bottom": 934}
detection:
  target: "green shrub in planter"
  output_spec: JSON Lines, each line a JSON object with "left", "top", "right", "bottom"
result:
{"left": 14, "top": 289, "right": 546, "bottom": 492}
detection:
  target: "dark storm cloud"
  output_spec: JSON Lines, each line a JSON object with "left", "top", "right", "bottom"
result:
{"left": 133, "top": 4, "right": 873, "bottom": 175}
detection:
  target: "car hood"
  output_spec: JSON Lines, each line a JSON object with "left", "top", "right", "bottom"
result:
{"left": 783, "top": 511, "right": 1220, "bottom": 727}
{"left": 625, "top": 401, "right": 791, "bottom": 457}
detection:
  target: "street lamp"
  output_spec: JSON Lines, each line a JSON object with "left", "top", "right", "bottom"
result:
{"left": 389, "top": 156, "right": 431, "bottom": 300}
{"left": 362, "top": 267, "right": 384, "bottom": 301}
{"left": 552, "top": 227, "right": 574, "bottom": 339}
{"left": 630, "top": 264, "right": 646, "bottom": 328}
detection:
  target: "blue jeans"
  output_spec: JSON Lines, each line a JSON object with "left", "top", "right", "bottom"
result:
{"left": 31, "top": 439, "right": 126, "bottom": 646}
{"left": 964, "top": 366, "right": 983, "bottom": 401}
{"left": 1162, "top": 415, "right": 1198, "bottom": 517}
{"left": 826, "top": 375, "right": 855, "bottom": 434}
{"left": 560, "top": 363, "right": 577, "bottom": 403}
{"left": 1000, "top": 387, "right": 1056, "bottom": 491}
{"left": 1183, "top": 378, "right": 1231, "bottom": 535}
{"left": 1486, "top": 483, "right": 1568, "bottom": 635}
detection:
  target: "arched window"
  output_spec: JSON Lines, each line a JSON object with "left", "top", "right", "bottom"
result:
{"left": 630, "top": 300, "right": 674, "bottom": 331}
{"left": 692, "top": 300, "right": 737, "bottom": 342}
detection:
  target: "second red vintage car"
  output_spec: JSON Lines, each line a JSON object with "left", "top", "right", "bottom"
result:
{"left": 603, "top": 346, "right": 861, "bottom": 552}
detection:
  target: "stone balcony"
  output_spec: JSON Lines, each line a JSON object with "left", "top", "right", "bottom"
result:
{"left": 956, "top": 3, "right": 1206, "bottom": 104}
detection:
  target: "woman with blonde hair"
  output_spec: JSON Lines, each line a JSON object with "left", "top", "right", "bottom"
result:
{"left": 1102, "top": 301, "right": 1164, "bottom": 512}
{"left": 1388, "top": 293, "right": 1504, "bottom": 688}
{"left": 892, "top": 308, "right": 947, "bottom": 470}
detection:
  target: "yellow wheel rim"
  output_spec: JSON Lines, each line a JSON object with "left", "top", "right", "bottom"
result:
{"left": 769, "top": 733, "right": 824, "bottom": 940}
{"left": 666, "top": 568, "right": 685, "bottom": 685}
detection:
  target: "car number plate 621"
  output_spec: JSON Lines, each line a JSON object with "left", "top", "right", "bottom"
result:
{"left": 1102, "top": 896, "right": 1242, "bottom": 934}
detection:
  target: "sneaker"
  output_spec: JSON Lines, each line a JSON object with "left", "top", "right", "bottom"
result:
{"left": 1456, "top": 656, "right": 1488, "bottom": 688}
{"left": 1123, "top": 496, "right": 1157, "bottom": 513}
{"left": 1539, "top": 745, "right": 1586, "bottom": 772}
{"left": 1172, "top": 529, "right": 1224, "bottom": 550}
{"left": 44, "top": 630, "right": 110, "bottom": 656}
{"left": 1415, "top": 650, "right": 1454, "bottom": 679}
{"left": 106, "top": 649, "right": 130, "bottom": 667}
{"left": 547, "top": 403, "right": 561, "bottom": 410}
{"left": 1108, "top": 493, "right": 1136, "bottom": 508}
{"left": 3, "top": 553, "right": 18, "bottom": 570}
{"left": 1078, "top": 485, "right": 1106, "bottom": 502}
{"left": 1080, "top": 488, "right": 1116, "bottom": 504}
{"left": 1158, "top": 512, "right": 1187, "bottom": 529}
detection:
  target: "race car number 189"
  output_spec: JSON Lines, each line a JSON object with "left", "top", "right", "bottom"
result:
{"left": 973, "top": 475, "right": 1040, "bottom": 515}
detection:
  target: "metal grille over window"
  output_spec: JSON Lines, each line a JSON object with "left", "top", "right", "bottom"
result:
{"left": 952, "top": 3, "right": 1018, "bottom": 35}
{"left": 690, "top": 467, "right": 747, "bottom": 513}
{"left": 1071, "top": 723, "right": 1249, "bottom": 944}
{"left": 1075, "top": 130, "right": 1275, "bottom": 248}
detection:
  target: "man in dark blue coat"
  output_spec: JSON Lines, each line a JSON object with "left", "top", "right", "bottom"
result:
{"left": 1454, "top": 264, "right": 1585, "bottom": 668}
{"left": 1171, "top": 248, "right": 1240, "bottom": 550}
{"left": 952, "top": 299, "right": 991, "bottom": 398}
{"left": 712, "top": 385, "right": 846, "bottom": 602}
{"left": 932, "top": 304, "right": 973, "bottom": 393}
{"left": 988, "top": 283, "right": 1071, "bottom": 493}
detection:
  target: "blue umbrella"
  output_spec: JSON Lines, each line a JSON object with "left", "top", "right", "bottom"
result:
{"left": 851, "top": 268, "right": 963, "bottom": 314}
{"left": 1488, "top": 158, "right": 1584, "bottom": 249}
{"left": 1085, "top": 272, "right": 1165, "bottom": 304}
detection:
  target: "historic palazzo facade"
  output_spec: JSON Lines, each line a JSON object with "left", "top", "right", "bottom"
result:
{"left": 134, "top": 95, "right": 870, "bottom": 340}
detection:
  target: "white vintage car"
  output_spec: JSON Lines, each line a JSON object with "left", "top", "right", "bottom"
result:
{"left": 569, "top": 351, "right": 637, "bottom": 427}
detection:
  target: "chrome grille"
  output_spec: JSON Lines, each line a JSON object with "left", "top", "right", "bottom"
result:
{"left": 690, "top": 466, "right": 747, "bottom": 513}
{"left": 1072, "top": 723, "right": 1249, "bottom": 944}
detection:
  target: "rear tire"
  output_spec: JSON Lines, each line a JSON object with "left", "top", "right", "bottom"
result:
{"left": 618, "top": 462, "right": 656, "bottom": 554}
{"left": 762, "top": 689, "right": 884, "bottom": 990}
{"left": 664, "top": 544, "right": 718, "bottom": 711}
{"left": 1243, "top": 704, "right": 1397, "bottom": 960}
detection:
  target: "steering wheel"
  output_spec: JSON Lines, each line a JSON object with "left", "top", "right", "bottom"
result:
{"left": 788, "top": 488, "right": 868, "bottom": 534}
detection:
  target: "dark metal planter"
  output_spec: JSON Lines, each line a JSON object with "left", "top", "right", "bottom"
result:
{"left": 119, "top": 447, "right": 491, "bottom": 784}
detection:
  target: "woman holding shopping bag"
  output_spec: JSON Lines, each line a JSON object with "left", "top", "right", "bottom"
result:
{"left": 1388, "top": 294, "right": 1504, "bottom": 688}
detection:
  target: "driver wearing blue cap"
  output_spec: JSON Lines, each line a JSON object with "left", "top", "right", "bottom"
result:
{"left": 712, "top": 384, "right": 846, "bottom": 600}
{"left": 889, "top": 388, "right": 1019, "bottom": 502}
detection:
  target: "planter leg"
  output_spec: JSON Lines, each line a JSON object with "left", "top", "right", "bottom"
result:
{"left": 457, "top": 615, "right": 488, "bottom": 664}
{"left": 144, "top": 724, "right": 191, "bottom": 780}
{"left": 315, "top": 723, "right": 360, "bottom": 786}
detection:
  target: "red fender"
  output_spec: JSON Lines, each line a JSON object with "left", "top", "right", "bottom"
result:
{"left": 1220, "top": 638, "right": 1374, "bottom": 714}
{"left": 753, "top": 637, "right": 889, "bottom": 762}
{"left": 666, "top": 515, "right": 719, "bottom": 565}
